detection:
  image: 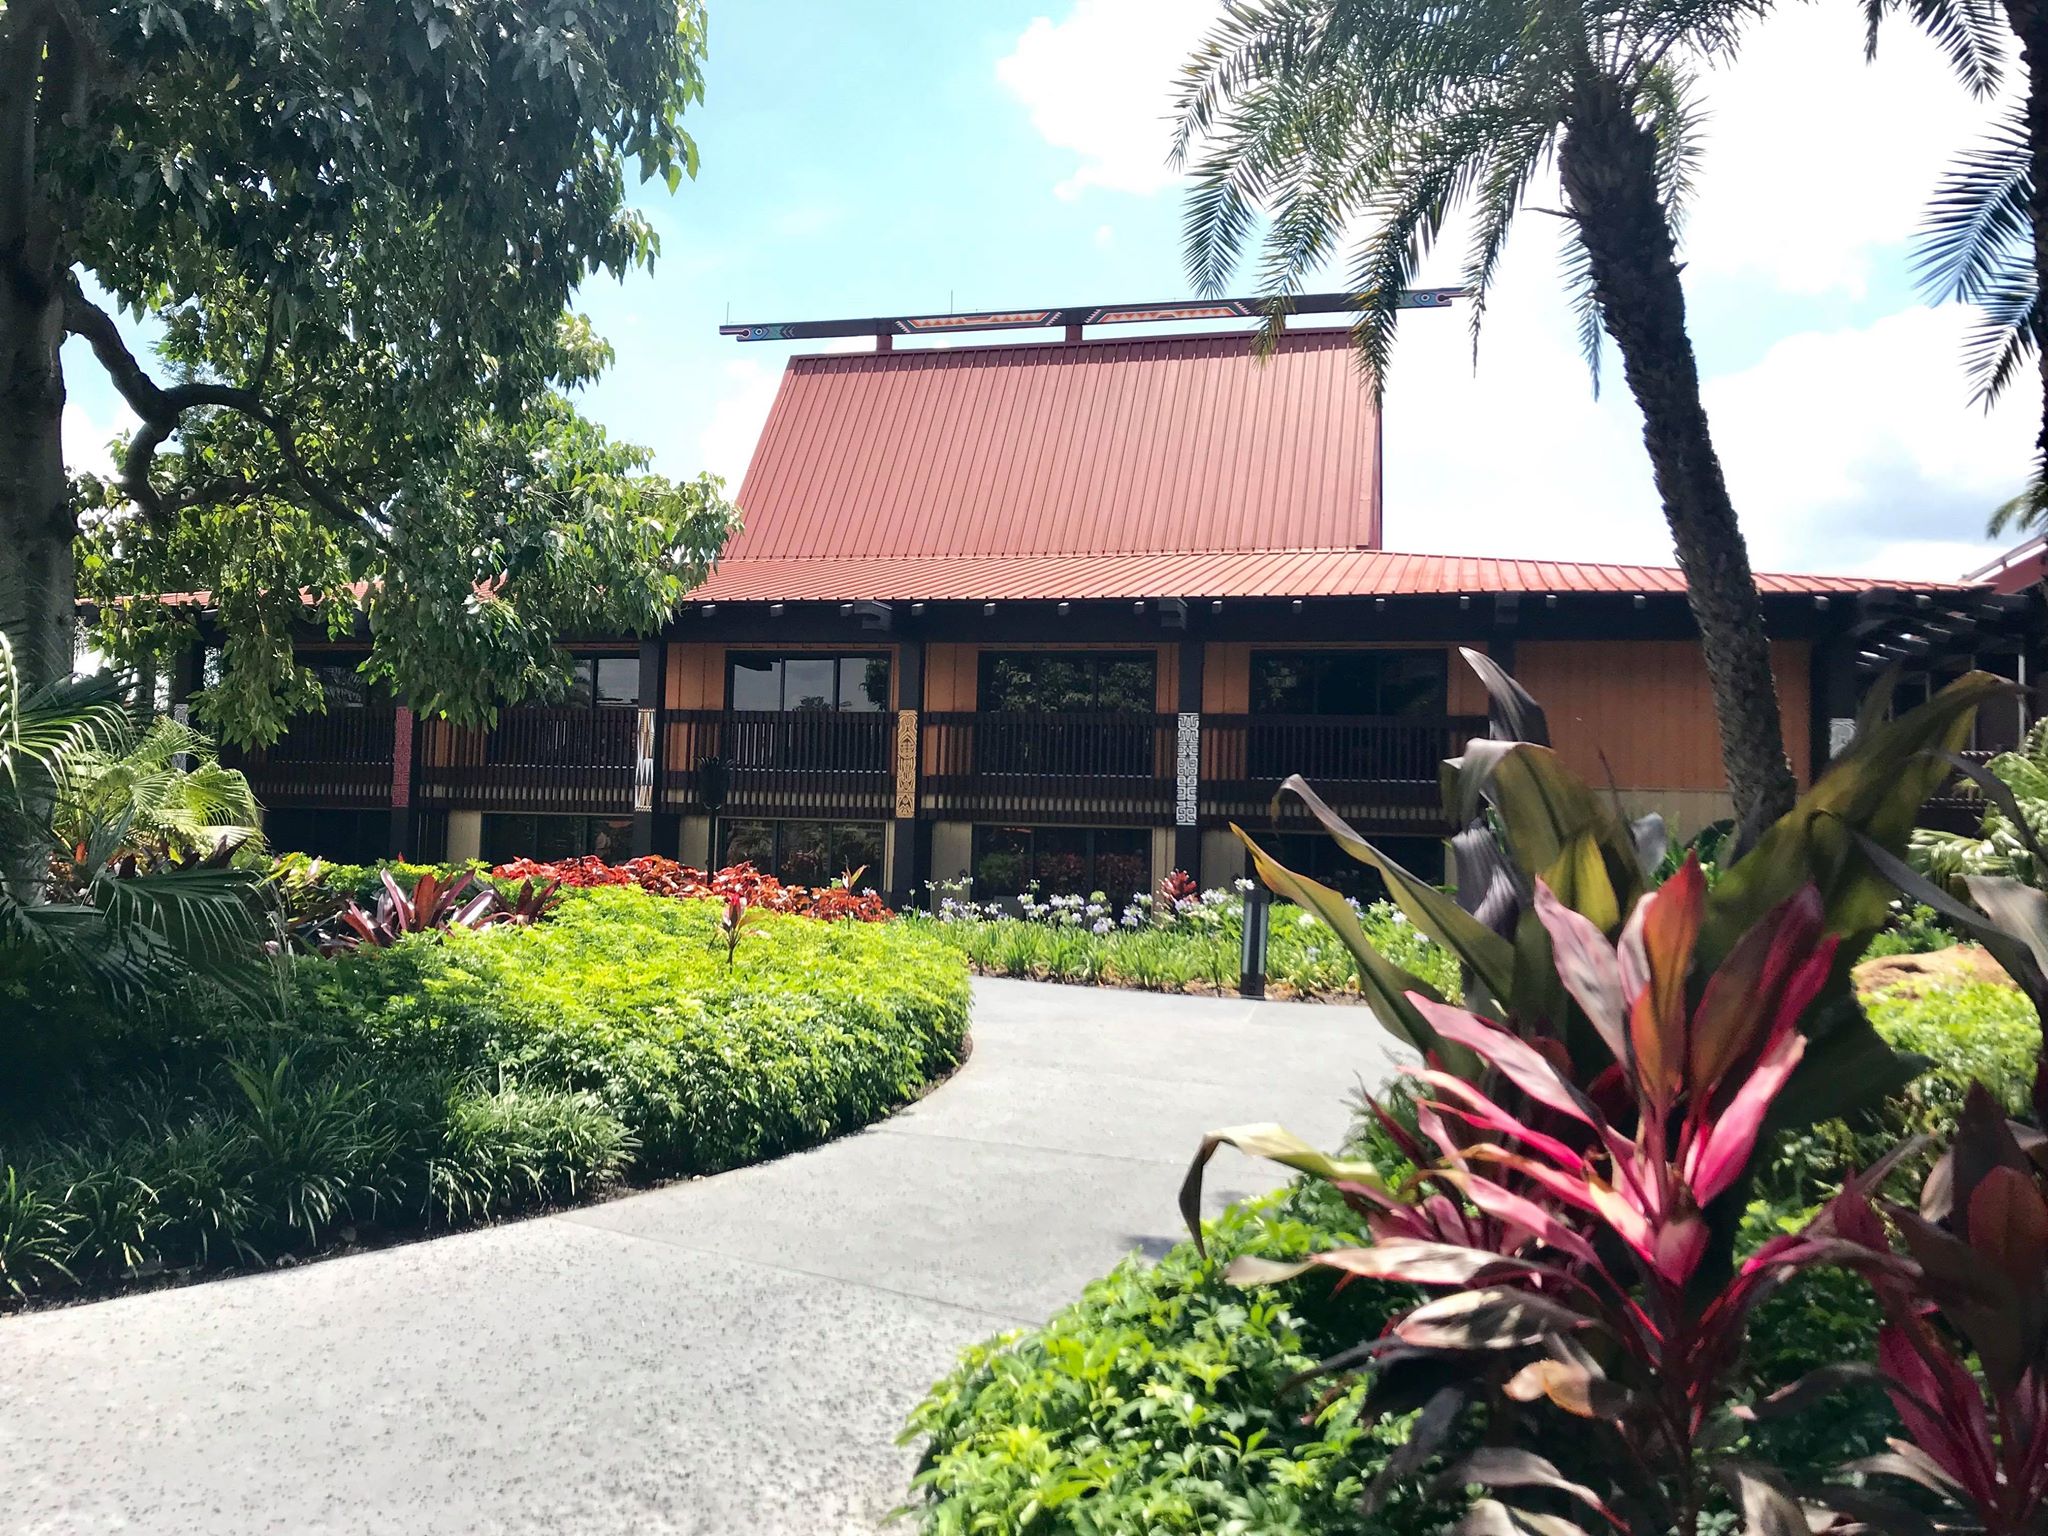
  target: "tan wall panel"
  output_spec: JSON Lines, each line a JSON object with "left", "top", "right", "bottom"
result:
{"left": 1515, "top": 640, "right": 1812, "bottom": 791}
{"left": 664, "top": 642, "right": 723, "bottom": 710}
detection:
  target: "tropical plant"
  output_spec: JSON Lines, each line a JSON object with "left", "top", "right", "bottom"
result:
{"left": 1174, "top": 0, "right": 1799, "bottom": 842}
{"left": 1, "top": 0, "right": 733, "bottom": 741}
{"left": 1873, "top": 0, "right": 2048, "bottom": 533}
{"left": 1181, "top": 864, "right": 1916, "bottom": 1534}
{"left": 313, "top": 868, "right": 558, "bottom": 953}
{"left": 1235, "top": 654, "right": 2003, "bottom": 1156}
{"left": 1913, "top": 720, "right": 2048, "bottom": 892}
{"left": 0, "top": 632, "right": 279, "bottom": 1018}
{"left": 1806, "top": 1084, "right": 2048, "bottom": 1536}
{"left": 716, "top": 890, "right": 765, "bottom": 967}
{"left": 55, "top": 714, "right": 263, "bottom": 863}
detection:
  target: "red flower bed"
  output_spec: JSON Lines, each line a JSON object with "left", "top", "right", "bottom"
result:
{"left": 487, "top": 856, "right": 892, "bottom": 921}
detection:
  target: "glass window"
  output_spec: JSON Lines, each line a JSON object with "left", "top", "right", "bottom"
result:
{"left": 1264, "top": 832, "right": 1444, "bottom": 903}
{"left": 727, "top": 654, "right": 891, "bottom": 713}
{"left": 563, "top": 659, "right": 596, "bottom": 710}
{"left": 972, "top": 825, "right": 1152, "bottom": 904}
{"left": 595, "top": 657, "right": 640, "bottom": 707}
{"left": 783, "top": 658, "right": 836, "bottom": 712}
{"left": 481, "top": 814, "right": 634, "bottom": 865}
{"left": 976, "top": 652, "right": 1158, "bottom": 713}
{"left": 831, "top": 823, "right": 884, "bottom": 883}
{"left": 730, "top": 656, "right": 782, "bottom": 713}
{"left": 1250, "top": 651, "right": 1447, "bottom": 717}
{"left": 722, "top": 819, "right": 885, "bottom": 886}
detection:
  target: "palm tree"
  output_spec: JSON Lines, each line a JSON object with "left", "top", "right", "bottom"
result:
{"left": 56, "top": 714, "right": 265, "bottom": 864}
{"left": 0, "top": 631, "right": 280, "bottom": 1019}
{"left": 1870, "top": 1, "right": 2033, "bottom": 527}
{"left": 1174, "top": 0, "right": 1800, "bottom": 845}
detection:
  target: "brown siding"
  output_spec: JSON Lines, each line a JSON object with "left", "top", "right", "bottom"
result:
{"left": 665, "top": 643, "right": 724, "bottom": 710}
{"left": 1515, "top": 640, "right": 1812, "bottom": 790}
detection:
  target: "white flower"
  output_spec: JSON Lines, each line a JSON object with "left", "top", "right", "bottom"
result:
{"left": 1297, "top": 912, "right": 1317, "bottom": 928}
{"left": 1233, "top": 877, "right": 1255, "bottom": 893}
{"left": 1092, "top": 917, "right": 1113, "bottom": 935}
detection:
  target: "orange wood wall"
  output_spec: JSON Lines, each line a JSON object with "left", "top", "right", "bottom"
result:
{"left": 1514, "top": 640, "right": 1812, "bottom": 790}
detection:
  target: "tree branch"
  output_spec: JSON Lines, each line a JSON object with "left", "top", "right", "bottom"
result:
{"left": 61, "top": 276, "right": 383, "bottom": 543}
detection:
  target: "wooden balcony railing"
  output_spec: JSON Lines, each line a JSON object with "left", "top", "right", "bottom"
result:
{"left": 662, "top": 708, "right": 895, "bottom": 819}
{"left": 921, "top": 711, "right": 1180, "bottom": 824}
{"left": 1201, "top": 713, "right": 1487, "bottom": 826}
{"left": 417, "top": 706, "right": 638, "bottom": 812}
{"left": 1918, "top": 746, "right": 2002, "bottom": 834}
{"left": 225, "top": 708, "right": 396, "bottom": 808}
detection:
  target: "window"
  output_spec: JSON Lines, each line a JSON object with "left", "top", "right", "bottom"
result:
{"left": 978, "top": 651, "right": 1156, "bottom": 713}
{"left": 481, "top": 815, "right": 635, "bottom": 865}
{"left": 726, "top": 654, "right": 889, "bottom": 713}
{"left": 1262, "top": 832, "right": 1445, "bottom": 904}
{"left": 562, "top": 655, "right": 640, "bottom": 709}
{"left": 1251, "top": 650, "right": 1447, "bottom": 717}
{"left": 972, "top": 825, "right": 1151, "bottom": 904}
{"left": 265, "top": 808, "right": 390, "bottom": 864}
{"left": 974, "top": 652, "right": 1159, "bottom": 777}
{"left": 305, "top": 653, "right": 381, "bottom": 709}
{"left": 721, "top": 819, "right": 884, "bottom": 887}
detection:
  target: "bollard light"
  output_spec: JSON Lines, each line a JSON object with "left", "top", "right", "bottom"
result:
{"left": 1239, "top": 882, "right": 1270, "bottom": 999}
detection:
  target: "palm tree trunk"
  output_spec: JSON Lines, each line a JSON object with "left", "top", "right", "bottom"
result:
{"left": 0, "top": 274, "right": 74, "bottom": 697}
{"left": 1560, "top": 78, "right": 1798, "bottom": 850}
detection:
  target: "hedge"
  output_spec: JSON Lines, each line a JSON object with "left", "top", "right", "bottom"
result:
{"left": 0, "top": 887, "right": 969, "bottom": 1302}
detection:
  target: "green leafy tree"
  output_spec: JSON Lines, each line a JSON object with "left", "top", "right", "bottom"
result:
{"left": 0, "top": 0, "right": 733, "bottom": 747}
{"left": 1174, "top": 0, "right": 1801, "bottom": 845}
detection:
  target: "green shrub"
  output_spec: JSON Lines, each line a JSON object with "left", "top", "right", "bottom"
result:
{"left": 903, "top": 1180, "right": 1453, "bottom": 1536}
{"left": 1858, "top": 901, "right": 1960, "bottom": 960}
{"left": 0, "top": 886, "right": 967, "bottom": 1303}
{"left": 925, "top": 900, "right": 1459, "bottom": 1003}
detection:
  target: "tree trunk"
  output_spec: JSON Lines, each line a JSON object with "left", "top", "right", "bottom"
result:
{"left": 1, "top": 224, "right": 74, "bottom": 906}
{"left": 1560, "top": 78, "right": 1798, "bottom": 851}
{"left": 0, "top": 260, "right": 72, "bottom": 698}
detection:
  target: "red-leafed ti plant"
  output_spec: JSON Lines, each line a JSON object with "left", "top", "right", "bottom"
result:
{"left": 1803, "top": 1084, "right": 2048, "bottom": 1536}
{"left": 1184, "top": 858, "right": 1900, "bottom": 1534}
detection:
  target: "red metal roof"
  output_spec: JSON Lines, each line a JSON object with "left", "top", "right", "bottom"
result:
{"left": 729, "top": 328, "right": 1382, "bottom": 561}
{"left": 688, "top": 548, "right": 1958, "bottom": 604}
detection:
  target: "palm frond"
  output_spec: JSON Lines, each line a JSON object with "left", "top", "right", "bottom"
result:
{"left": 1560, "top": 231, "right": 1607, "bottom": 396}
{"left": 1915, "top": 104, "right": 2032, "bottom": 306}
{"left": 1868, "top": 0, "right": 2007, "bottom": 98}
{"left": 1959, "top": 262, "right": 2040, "bottom": 409}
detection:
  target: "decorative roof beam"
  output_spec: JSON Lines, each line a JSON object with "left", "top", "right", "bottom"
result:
{"left": 719, "top": 289, "right": 1469, "bottom": 344}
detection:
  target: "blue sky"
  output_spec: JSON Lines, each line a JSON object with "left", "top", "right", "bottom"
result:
{"left": 62, "top": 0, "right": 2032, "bottom": 580}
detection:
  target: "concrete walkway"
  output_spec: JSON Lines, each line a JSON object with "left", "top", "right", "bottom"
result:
{"left": 0, "top": 978, "right": 1403, "bottom": 1535}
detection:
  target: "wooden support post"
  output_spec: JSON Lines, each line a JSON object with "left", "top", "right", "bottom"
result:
{"left": 888, "top": 637, "right": 925, "bottom": 906}
{"left": 1173, "top": 632, "right": 1204, "bottom": 878}
{"left": 632, "top": 638, "right": 666, "bottom": 857}
{"left": 388, "top": 706, "right": 415, "bottom": 859}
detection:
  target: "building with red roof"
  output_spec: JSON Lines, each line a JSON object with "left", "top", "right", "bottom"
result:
{"left": 222, "top": 299, "right": 2039, "bottom": 901}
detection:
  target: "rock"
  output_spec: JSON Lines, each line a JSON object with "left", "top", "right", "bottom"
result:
{"left": 1853, "top": 944, "right": 2013, "bottom": 1000}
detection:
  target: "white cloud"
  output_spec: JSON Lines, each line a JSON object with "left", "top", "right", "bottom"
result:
{"left": 61, "top": 395, "right": 139, "bottom": 480}
{"left": 1681, "top": 7, "right": 2011, "bottom": 296}
{"left": 1377, "top": 224, "right": 2027, "bottom": 580}
{"left": 1093, "top": 222, "right": 1115, "bottom": 249}
{"left": 996, "top": 0, "right": 1215, "bottom": 199}
{"left": 1702, "top": 305, "right": 2030, "bottom": 576}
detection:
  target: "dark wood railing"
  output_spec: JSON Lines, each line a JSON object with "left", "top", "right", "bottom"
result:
{"left": 418, "top": 706, "right": 638, "bottom": 811}
{"left": 226, "top": 708, "right": 396, "bottom": 808}
{"left": 662, "top": 708, "right": 895, "bottom": 819}
{"left": 921, "top": 711, "right": 1179, "bottom": 824}
{"left": 1919, "top": 746, "right": 2002, "bottom": 834}
{"left": 1201, "top": 713, "right": 1487, "bottom": 825}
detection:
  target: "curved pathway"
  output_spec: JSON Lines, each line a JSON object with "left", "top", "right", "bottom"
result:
{"left": 0, "top": 978, "right": 1403, "bottom": 1535}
